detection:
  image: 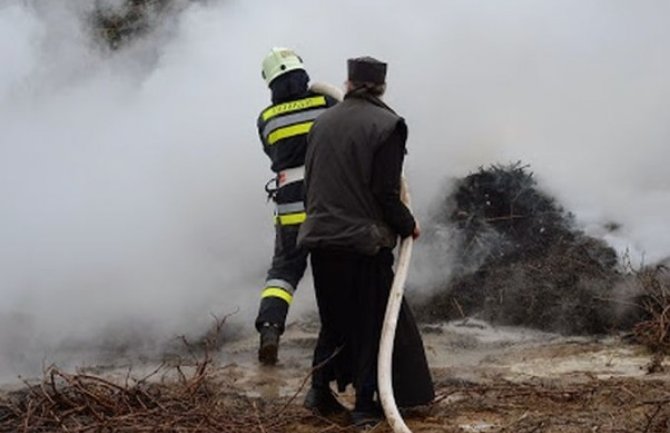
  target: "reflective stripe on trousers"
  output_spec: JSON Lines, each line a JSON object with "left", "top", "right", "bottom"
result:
{"left": 274, "top": 200, "right": 306, "bottom": 226}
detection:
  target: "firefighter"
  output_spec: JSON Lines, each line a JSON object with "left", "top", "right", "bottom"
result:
{"left": 254, "top": 48, "right": 339, "bottom": 365}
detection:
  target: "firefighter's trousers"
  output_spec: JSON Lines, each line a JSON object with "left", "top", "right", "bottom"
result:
{"left": 254, "top": 220, "right": 308, "bottom": 333}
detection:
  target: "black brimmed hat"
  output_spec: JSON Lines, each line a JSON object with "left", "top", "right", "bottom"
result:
{"left": 347, "top": 56, "right": 387, "bottom": 85}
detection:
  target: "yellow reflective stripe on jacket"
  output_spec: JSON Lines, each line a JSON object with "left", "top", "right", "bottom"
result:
{"left": 261, "top": 96, "right": 327, "bottom": 121}
{"left": 267, "top": 122, "right": 313, "bottom": 145}
{"left": 274, "top": 212, "right": 307, "bottom": 225}
{"left": 261, "top": 287, "right": 293, "bottom": 304}
{"left": 262, "top": 108, "right": 326, "bottom": 141}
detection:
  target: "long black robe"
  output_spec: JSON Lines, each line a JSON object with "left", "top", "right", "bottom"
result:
{"left": 310, "top": 248, "right": 434, "bottom": 407}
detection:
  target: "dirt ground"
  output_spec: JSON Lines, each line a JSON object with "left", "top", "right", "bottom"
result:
{"left": 1, "top": 318, "right": 669, "bottom": 432}
{"left": 214, "top": 319, "right": 670, "bottom": 433}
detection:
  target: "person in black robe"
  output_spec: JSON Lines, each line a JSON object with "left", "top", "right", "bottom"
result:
{"left": 298, "top": 56, "right": 434, "bottom": 426}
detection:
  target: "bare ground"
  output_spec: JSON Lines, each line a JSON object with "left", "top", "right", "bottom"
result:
{"left": 212, "top": 319, "right": 670, "bottom": 433}
{"left": 2, "top": 319, "right": 669, "bottom": 432}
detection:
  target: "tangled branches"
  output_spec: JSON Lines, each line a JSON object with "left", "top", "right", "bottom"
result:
{"left": 632, "top": 265, "right": 670, "bottom": 371}
{"left": 418, "top": 163, "right": 622, "bottom": 335}
{"left": 91, "top": 0, "right": 180, "bottom": 49}
{"left": 0, "top": 361, "right": 311, "bottom": 433}
{"left": 431, "top": 377, "right": 670, "bottom": 433}
{"left": 0, "top": 314, "right": 314, "bottom": 433}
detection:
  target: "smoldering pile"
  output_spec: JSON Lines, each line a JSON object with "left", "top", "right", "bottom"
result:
{"left": 91, "top": 0, "right": 183, "bottom": 49}
{"left": 416, "top": 163, "right": 636, "bottom": 335}
{"left": 630, "top": 264, "right": 670, "bottom": 368}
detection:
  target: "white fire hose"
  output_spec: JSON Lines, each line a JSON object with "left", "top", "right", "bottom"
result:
{"left": 377, "top": 176, "right": 414, "bottom": 433}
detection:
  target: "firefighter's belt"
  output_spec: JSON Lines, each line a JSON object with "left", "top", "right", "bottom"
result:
{"left": 277, "top": 165, "right": 305, "bottom": 188}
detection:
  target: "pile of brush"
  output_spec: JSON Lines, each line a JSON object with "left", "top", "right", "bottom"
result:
{"left": 417, "top": 163, "right": 627, "bottom": 334}
{"left": 631, "top": 265, "right": 670, "bottom": 371}
{"left": 91, "top": 0, "right": 177, "bottom": 49}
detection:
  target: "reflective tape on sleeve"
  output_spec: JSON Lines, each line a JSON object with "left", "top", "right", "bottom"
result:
{"left": 261, "top": 287, "right": 293, "bottom": 304}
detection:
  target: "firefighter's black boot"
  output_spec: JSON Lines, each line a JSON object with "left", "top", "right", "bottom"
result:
{"left": 258, "top": 322, "right": 280, "bottom": 365}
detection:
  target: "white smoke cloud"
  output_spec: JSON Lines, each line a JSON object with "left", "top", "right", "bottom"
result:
{"left": 1, "top": 0, "right": 669, "bottom": 379}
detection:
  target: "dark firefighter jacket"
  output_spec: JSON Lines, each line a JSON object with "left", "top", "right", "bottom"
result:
{"left": 257, "top": 90, "right": 339, "bottom": 215}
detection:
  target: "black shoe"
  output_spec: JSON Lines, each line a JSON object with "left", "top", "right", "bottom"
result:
{"left": 303, "top": 387, "right": 348, "bottom": 416}
{"left": 351, "top": 402, "right": 383, "bottom": 428}
{"left": 258, "top": 323, "right": 280, "bottom": 365}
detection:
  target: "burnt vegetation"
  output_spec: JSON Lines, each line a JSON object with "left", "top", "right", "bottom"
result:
{"left": 416, "top": 163, "right": 660, "bottom": 338}
{"left": 631, "top": 264, "right": 670, "bottom": 372}
{"left": 91, "top": 0, "right": 183, "bottom": 50}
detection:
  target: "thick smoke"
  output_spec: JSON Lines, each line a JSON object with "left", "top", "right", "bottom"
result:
{"left": 1, "top": 0, "right": 669, "bottom": 379}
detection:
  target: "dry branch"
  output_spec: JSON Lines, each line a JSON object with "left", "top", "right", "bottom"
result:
{"left": 0, "top": 314, "right": 320, "bottom": 433}
{"left": 632, "top": 265, "right": 670, "bottom": 368}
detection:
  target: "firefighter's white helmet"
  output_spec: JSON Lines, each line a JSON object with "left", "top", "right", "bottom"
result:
{"left": 262, "top": 47, "right": 304, "bottom": 86}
